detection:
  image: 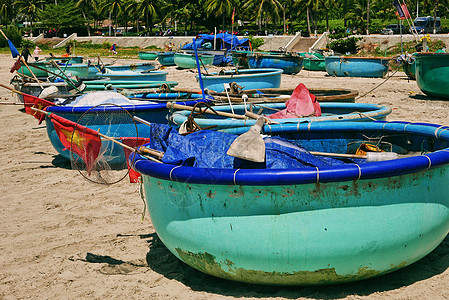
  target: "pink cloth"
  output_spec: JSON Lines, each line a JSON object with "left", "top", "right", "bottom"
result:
{"left": 268, "top": 83, "right": 321, "bottom": 119}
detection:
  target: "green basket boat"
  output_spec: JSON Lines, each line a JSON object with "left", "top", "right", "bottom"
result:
{"left": 415, "top": 52, "right": 449, "bottom": 99}
{"left": 138, "top": 51, "right": 158, "bottom": 60}
{"left": 174, "top": 52, "right": 215, "bottom": 69}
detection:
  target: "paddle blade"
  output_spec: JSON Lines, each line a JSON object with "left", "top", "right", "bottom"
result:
{"left": 8, "top": 40, "right": 20, "bottom": 58}
{"left": 226, "top": 118, "right": 266, "bottom": 163}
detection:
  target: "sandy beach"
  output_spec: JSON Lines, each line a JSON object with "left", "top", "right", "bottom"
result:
{"left": 0, "top": 53, "right": 448, "bottom": 299}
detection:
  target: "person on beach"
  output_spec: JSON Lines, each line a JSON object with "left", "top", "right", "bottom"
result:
{"left": 110, "top": 43, "right": 117, "bottom": 55}
{"left": 21, "top": 46, "right": 31, "bottom": 62}
{"left": 32, "top": 46, "right": 42, "bottom": 61}
{"left": 65, "top": 44, "right": 71, "bottom": 56}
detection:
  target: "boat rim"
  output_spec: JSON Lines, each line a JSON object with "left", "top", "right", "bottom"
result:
{"left": 132, "top": 121, "right": 449, "bottom": 186}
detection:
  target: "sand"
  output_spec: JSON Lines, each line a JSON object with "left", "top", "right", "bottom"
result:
{"left": 0, "top": 53, "right": 448, "bottom": 299}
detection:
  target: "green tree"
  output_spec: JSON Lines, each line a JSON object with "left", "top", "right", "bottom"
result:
{"left": 99, "top": 0, "right": 124, "bottom": 35}
{"left": 0, "top": 0, "right": 16, "bottom": 25}
{"left": 242, "top": 0, "right": 284, "bottom": 33}
{"left": 37, "top": 1, "right": 85, "bottom": 31}
{"left": 14, "top": 0, "right": 44, "bottom": 33}
{"left": 75, "top": 0, "right": 97, "bottom": 36}
{"left": 137, "top": 0, "right": 161, "bottom": 34}
{"left": 203, "top": 0, "right": 235, "bottom": 32}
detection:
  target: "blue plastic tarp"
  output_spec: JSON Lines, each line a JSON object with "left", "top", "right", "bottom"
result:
{"left": 182, "top": 33, "right": 250, "bottom": 51}
{"left": 146, "top": 124, "right": 362, "bottom": 169}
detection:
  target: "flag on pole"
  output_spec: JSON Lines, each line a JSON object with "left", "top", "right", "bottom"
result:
{"left": 393, "top": 0, "right": 405, "bottom": 19}
{"left": 0, "top": 28, "right": 20, "bottom": 58}
{"left": 10, "top": 57, "right": 21, "bottom": 73}
{"left": 22, "top": 93, "right": 55, "bottom": 124}
{"left": 231, "top": 7, "right": 235, "bottom": 24}
{"left": 50, "top": 113, "right": 102, "bottom": 174}
{"left": 120, "top": 137, "right": 151, "bottom": 183}
{"left": 401, "top": 2, "right": 411, "bottom": 19}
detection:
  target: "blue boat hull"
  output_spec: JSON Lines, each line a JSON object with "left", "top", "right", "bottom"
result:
{"left": 198, "top": 68, "right": 283, "bottom": 93}
{"left": 325, "top": 56, "right": 390, "bottom": 78}
{"left": 45, "top": 99, "right": 207, "bottom": 164}
{"left": 171, "top": 102, "right": 392, "bottom": 130}
{"left": 247, "top": 54, "right": 304, "bottom": 74}
{"left": 96, "top": 70, "right": 168, "bottom": 82}
{"left": 132, "top": 121, "right": 449, "bottom": 285}
{"left": 157, "top": 52, "right": 176, "bottom": 66}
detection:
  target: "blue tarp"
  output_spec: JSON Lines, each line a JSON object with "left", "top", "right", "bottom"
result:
{"left": 182, "top": 33, "right": 250, "bottom": 51}
{"left": 146, "top": 124, "right": 362, "bottom": 169}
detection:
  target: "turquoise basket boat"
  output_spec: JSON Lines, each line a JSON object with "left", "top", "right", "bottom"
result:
{"left": 325, "top": 56, "right": 390, "bottom": 78}
{"left": 131, "top": 121, "right": 449, "bottom": 285}
{"left": 95, "top": 70, "right": 167, "bottom": 82}
{"left": 17, "top": 61, "right": 50, "bottom": 78}
{"left": 138, "top": 51, "right": 158, "bottom": 60}
{"left": 415, "top": 52, "right": 449, "bottom": 99}
{"left": 246, "top": 52, "right": 304, "bottom": 74}
{"left": 45, "top": 98, "right": 209, "bottom": 164}
{"left": 212, "top": 88, "right": 359, "bottom": 103}
{"left": 47, "top": 63, "right": 90, "bottom": 78}
{"left": 198, "top": 68, "right": 283, "bottom": 93}
{"left": 170, "top": 102, "right": 392, "bottom": 130}
{"left": 83, "top": 80, "right": 178, "bottom": 91}
{"left": 299, "top": 52, "right": 326, "bottom": 71}
{"left": 174, "top": 52, "right": 215, "bottom": 69}
{"left": 157, "top": 52, "right": 176, "bottom": 66}
{"left": 45, "top": 56, "right": 84, "bottom": 64}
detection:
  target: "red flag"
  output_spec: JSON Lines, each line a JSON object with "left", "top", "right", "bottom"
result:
{"left": 10, "top": 57, "right": 21, "bottom": 73}
{"left": 120, "top": 137, "right": 151, "bottom": 183}
{"left": 50, "top": 114, "right": 102, "bottom": 174}
{"left": 401, "top": 3, "right": 411, "bottom": 19}
{"left": 22, "top": 93, "right": 54, "bottom": 124}
{"left": 231, "top": 7, "right": 235, "bottom": 24}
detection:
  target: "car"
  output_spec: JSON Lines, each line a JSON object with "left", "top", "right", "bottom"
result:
{"left": 381, "top": 24, "right": 407, "bottom": 35}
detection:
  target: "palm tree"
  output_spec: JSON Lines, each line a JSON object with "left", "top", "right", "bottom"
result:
{"left": 203, "top": 0, "right": 235, "bottom": 32}
{"left": 242, "top": 0, "right": 284, "bottom": 34}
{"left": 137, "top": 0, "right": 160, "bottom": 34}
{"left": 13, "top": 0, "right": 44, "bottom": 33}
{"left": 0, "top": 0, "right": 15, "bottom": 25}
{"left": 75, "top": 0, "right": 97, "bottom": 36}
{"left": 99, "top": 0, "right": 124, "bottom": 36}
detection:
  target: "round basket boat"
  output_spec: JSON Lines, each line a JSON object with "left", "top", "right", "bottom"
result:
{"left": 213, "top": 88, "right": 359, "bottom": 103}
{"left": 132, "top": 121, "right": 449, "bottom": 285}
{"left": 415, "top": 52, "right": 449, "bottom": 99}
{"left": 170, "top": 102, "right": 392, "bottom": 130}
{"left": 45, "top": 98, "right": 209, "bottom": 164}
{"left": 325, "top": 56, "right": 390, "bottom": 78}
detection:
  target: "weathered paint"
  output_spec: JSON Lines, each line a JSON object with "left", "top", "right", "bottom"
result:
{"left": 142, "top": 165, "right": 449, "bottom": 285}
{"left": 176, "top": 248, "right": 407, "bottom": 286}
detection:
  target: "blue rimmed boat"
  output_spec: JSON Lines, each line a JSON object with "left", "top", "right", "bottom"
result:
{"left": 170, "top": 102, "right": 392, "bottom": 130}
{"left": 157, "top": 52, "right": 176, "bottom": 66}
{"left": 131, "top": 121, "right": 449, "bottom": 285}
{"left": 246, "top": 52, "right": 304, "bottom": 74}
{"left": 95, "top": 70, "right": 168, "bottom": 82}
{"left": 83, "top": 80, "right": 178, "bottom": 91}
{"left": 87, "top": 62, "right": 156, "bottom": 77}
{"left": 198, "top": 68, "right": 283, "bottom": 93}
{"left": 325, "top": 56, "right": 390, "bottom": 78}
{"left": 45, "top": 97, "right": 209, "bottom": 164}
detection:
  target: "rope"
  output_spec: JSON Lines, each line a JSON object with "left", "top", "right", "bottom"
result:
{"left": 139, "top": 179, "right": 146, "bottom": 222}
{"left": 356, "top": 65, "right": 399, "bottom": 100}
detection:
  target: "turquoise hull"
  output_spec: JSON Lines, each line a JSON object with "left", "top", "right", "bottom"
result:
{"left": 133, "top": 121, "right": 449, "bottom": 285}
{"left": 247, "top": 53, "right": 304, "bottom": 74}
{"left": 298, "top": 53, "right": 326, "bottom": 71}
{"left": 139, "top": 51, "right": 158, "bottom": 60}
{"left": 198, "top": 68, "right": 283, "bottom": 93}
{"left": 174, "top": 52, "right": 214, "bottom": 69}
{"left": 96, "top": 70, "right": 167, "bottom": 82}
{"left": 83, "top": 81, "right": 178, "bottom": 91}
{"left": 325, "top": 56, "right": 390, "bottom": 78}
{"left": 170, "top": 102, "right": 392, "bottom": 130}
{"left": 157, "top": 52, "right": 176, "bottom": 66}
{"left": 45, "top": 56, "right": 84, "bottom": 64}
{"left": 47, "top": 63, "right": 90, "bottom": 77}
{"left": 88, "top": 63, "right": 156, "bottom": 76}
{"left": 415, "top": 52, "right": 449, "bottom": 99}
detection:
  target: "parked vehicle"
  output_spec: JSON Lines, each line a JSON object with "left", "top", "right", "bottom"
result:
{"left": 381, "top": 24, "right": 407, "bottom": 35}
{"left": 412, "top": 16, "right": 441, "bottom": 34}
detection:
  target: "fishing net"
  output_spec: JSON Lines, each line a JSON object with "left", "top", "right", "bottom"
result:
{"left": 70, "top": 103, "right": 139, "bottom": 185}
